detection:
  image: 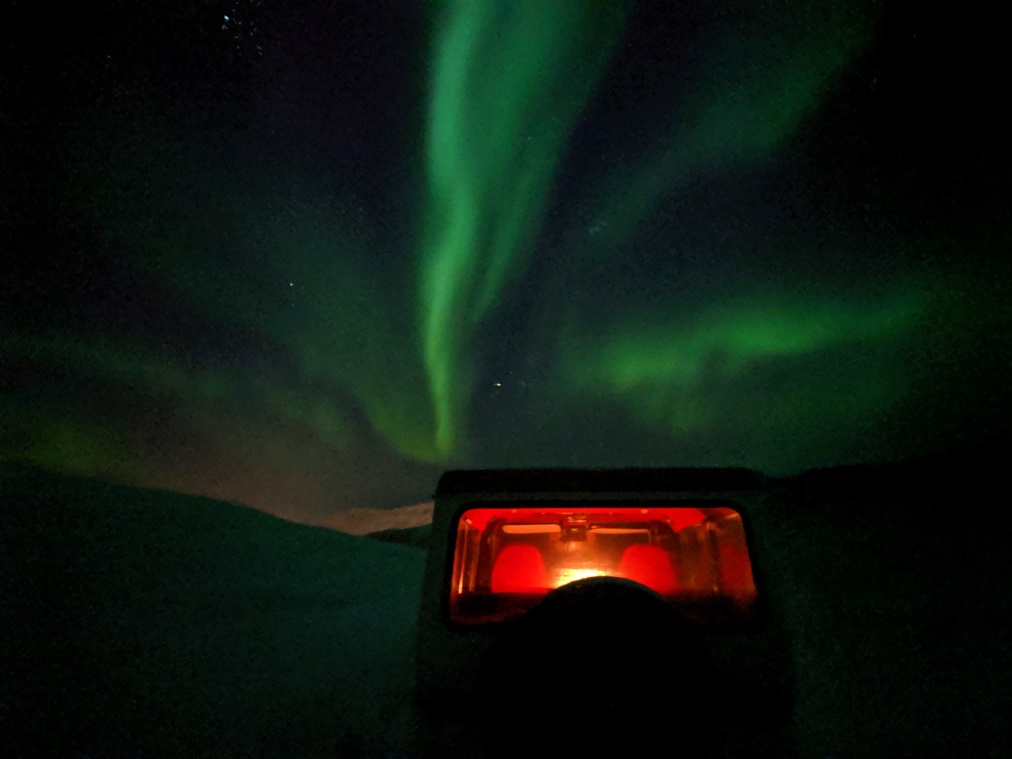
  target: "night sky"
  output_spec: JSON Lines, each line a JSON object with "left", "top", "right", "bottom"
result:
{"left": 4, "top": 0, "right": 1009, "bottom": 525}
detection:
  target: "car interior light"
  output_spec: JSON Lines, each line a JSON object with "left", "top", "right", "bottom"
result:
{"left": 448, "top": 505, "right": 757, "bottom": 625}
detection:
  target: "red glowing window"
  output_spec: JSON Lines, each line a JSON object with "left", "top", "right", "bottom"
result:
{"left": 619, "top": 544, "right": 678, "bottom": 596}
{"left": 448, "top": 506, "right": 757, "bottom": 625}
{"left": 490, "top": 544, "right": 549, "bottom": 593}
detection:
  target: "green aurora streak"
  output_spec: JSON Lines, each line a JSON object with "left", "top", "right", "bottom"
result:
{"left": 419, "top": 0, "right": 880, "bottom": 457}
{"left": 10, "top": 0, "right": 994, "bottom": 491}
{"left": 558, "top": 291, "right": 926, "bottom": 433}
{"left": 582, "top": 1, "right": 880, "bottom": 244}
{"left": 420, "top": 0, "right": 625, "bottom": 456}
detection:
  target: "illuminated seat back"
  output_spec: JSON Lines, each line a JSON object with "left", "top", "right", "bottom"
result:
{"left": 490, "top": 544, "right": 549, "bottom": 594}
{"left": 618, "top": 543, "right": 678, "bottom": 596}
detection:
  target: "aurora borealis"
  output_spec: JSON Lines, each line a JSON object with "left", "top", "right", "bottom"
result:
{"left": 422, "top": 0, "right": 624, "bottom": 456}
{"left": 4, "top": 0, "right": 1008, "bottom": 524}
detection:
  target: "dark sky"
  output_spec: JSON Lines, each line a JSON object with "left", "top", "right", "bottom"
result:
{"left": 4, "top": 0, "right": 1009, "bottom": 524}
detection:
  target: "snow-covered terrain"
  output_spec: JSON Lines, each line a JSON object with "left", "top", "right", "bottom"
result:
{"left": 321, "top": 502, "right": 434, "bottom": 537}
{"left": 3, "top": 444, "right": 1009, "bottom": 757}
{"left": 1, "top": 465, "right": 426, "bottom": 757}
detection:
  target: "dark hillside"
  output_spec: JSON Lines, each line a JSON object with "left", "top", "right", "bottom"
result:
{"left": 2, "top": 442, "right": 1009, "bottom": 757}
{"left": 365, "top": 524, "right": 432, "bottom": 550}
{"left": 1, "top": 465, "right": 425, "bottom": 757}
{"left": 761, "top": 440, "right": 1011, "bottom": 756}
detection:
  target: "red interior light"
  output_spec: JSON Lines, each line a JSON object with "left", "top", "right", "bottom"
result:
{"left": 448, "top": 505, "right": 757, "bottom": 625}
{"left": 619, "top": 544, "right": 678, "bottom": 595}
{"left": 490, "top": 544, "right": 549, "bottom": 593}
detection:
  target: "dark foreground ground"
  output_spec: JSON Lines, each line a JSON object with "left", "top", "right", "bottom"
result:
{"left": 2, "top": 443, "right": 1009, "bottom": 757}
{"left": 1, "top": 466, "right": 426, "bottom": 757}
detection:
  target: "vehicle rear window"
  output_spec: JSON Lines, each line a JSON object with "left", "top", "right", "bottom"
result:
{"left": 448, "top": 506, "right": 757, "bottom": 625}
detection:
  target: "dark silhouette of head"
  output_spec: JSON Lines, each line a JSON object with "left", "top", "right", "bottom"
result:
{"left": 477, "top": 577, "right": 718, "bottom": 758}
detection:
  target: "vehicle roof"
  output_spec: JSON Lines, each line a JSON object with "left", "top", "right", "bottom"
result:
{"left": 435, "top": 467, "right": 765, "bottom": 496}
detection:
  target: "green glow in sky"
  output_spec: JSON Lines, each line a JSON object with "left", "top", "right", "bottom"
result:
{"left": 7, "top": 0, "right": 1004, "bottom": 514}
{"left": 556, "top": 290, "right": 927, "bottom": 456}
{"left": 418, "top": 1, "right": 879, "bottom": 457}
{"left": 420, "top": 1, "right": 624, "bottom": 456}
{"left": 579, "top": 1, "right": 879, "bottom": 250}
{"left": 43, "top": 1, "right": 890, "bottom": 467}
{"left": 566, "top": 292, "right": 926, "bottom": 391}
